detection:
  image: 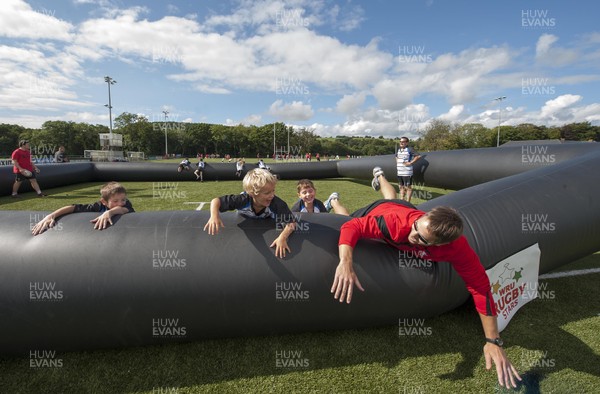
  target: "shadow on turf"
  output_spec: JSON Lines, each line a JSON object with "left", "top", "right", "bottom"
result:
{"left": 1, "top": 274, "right": 598, "bottom": 393}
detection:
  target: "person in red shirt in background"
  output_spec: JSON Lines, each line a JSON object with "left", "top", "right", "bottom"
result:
{"left": 331, "top": 166, "right": 521, "bottom": 389}
{"left": 11, "top": 140, "right": 46, "bottom": 198}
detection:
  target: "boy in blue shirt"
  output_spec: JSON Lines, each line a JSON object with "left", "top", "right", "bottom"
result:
{"left": 203, "top": 169, "right": 295, "bottom": 258}
{"left": 31, "top": 182, "right": 134, "bottom": 235}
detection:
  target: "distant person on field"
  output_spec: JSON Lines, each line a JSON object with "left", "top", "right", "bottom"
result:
{"left": 257, "top": 159, "right": 271, "bottom": 172}
{"left": 194, "top": 158, "right": 205, "bottom": 181}
{"left": 31, "top": 182, "right": 134, "bottom": 235}
{"left": 203, "top": 168, "right": 296, "bottom": 258}
{"left": 396, "top": 137, "right": 421, "bottom": 202}
{"left": 11, "top": 140, "right": 46, "bottom": 198}
{"left": 291, "top": 179, "right": 349, "bottom": 216}
{"left": 235, "top": 158, "right": 245, "bottom": 178}
{"left": 178, "top": 158, "right": 192, "bottom": 172}
{"left": 330, "top": 166, "right": 522, "bottom": 389}
{"left": 54, "top": 146, "right": 69, "bottom": 163}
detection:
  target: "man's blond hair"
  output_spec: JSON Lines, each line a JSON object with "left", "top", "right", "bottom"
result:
{"left": 243, "top": 169, "right": 277, "bottom": 195}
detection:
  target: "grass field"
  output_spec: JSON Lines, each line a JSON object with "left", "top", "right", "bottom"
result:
{"left": 1, "top": 179, "right": 599, "bottom": 393}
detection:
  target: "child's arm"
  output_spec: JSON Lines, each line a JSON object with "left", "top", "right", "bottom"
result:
{"left": 270, "top": 221, "right": 296, "bottom": 258}
{"left": 203, "top": 197, "right": 224, "bottom": 235}
{"left": 31, "top": 205, "right": 76, "bottom": 236}
{"left": 90, "top": 205, "right": 132, "bottom": 230}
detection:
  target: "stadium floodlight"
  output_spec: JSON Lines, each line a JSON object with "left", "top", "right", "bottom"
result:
{"left": 495, "top": 96, "right": 507, "bottom": 147}
{"left": 104, "top": 76, "right": 117, "bottom": 141}
{"left": 162, "top": 110, "right": 169, "bottom": 157}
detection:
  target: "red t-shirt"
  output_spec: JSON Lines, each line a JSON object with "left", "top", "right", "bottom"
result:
{"left": 339, "top": 202, "right": 496, "bottom": 316}
{"left": 12, "top": 148, "right": 34, "bottom": 173}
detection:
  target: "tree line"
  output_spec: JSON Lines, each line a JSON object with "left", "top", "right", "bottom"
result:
{"left": 1, "top": 114, "right": 598, "bottom": 158}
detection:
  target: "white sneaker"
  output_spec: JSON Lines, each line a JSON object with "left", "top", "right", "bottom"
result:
{"left": 372, "top": 167, "right": 384, "bottom": 191}
{"left": 324, "top": 192, "right": 339, "bottom": 211}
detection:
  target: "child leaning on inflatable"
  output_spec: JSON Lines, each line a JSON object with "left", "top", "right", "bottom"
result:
{"left": 291, "top": 179, "right": 349, "bottom": 216}
{"left": 31, "top": 182, "right": 135, "bottom": 236}
{"left": 203, "top": 168, "right": 296, "bottom": 259}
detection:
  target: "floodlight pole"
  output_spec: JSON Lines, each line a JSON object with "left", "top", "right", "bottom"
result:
{"left": 495, "top": 96, "right": 506, "bottom": 147}
{"left": 162, "top": 110, "right": 169, "bottom": 158}
{"left": 104, "top": 76, "right": 116, "bottom": 142}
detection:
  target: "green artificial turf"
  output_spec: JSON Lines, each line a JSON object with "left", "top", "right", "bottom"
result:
{"left": 1, "top": 178, "right": 598, "bottom": 393}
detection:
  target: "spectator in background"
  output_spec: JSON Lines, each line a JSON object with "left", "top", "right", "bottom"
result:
{"left": 11, "top": 140, "right": 46, "bottom": 198}
{"left": 396, "top": 137, "right": 421, "bottom": 203}
{"left": 55, "top": 146, "right": 69, "bottom": 163}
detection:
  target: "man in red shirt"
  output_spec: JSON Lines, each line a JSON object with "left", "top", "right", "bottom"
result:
{"left": 331, "top": 166, "right": 521, "bottom": 389}
{"left": 11, "top": 140, "right": 46, "bottom": 198}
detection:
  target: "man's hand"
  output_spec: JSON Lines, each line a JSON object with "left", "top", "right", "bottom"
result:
{"left": 484, "top": 343, "right": 522, "bottom": 388}
{"left": 330, "top": 260, "right": 364, "bottom": 303}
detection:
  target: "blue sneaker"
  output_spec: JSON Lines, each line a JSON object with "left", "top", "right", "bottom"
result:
{"left": 324, "top": 192, "right": 339, "bottom": 212}
{"left": 371, "top": 167, "right": 384, "bottom": 191}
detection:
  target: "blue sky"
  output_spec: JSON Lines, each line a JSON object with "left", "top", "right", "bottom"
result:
{"left": 1, "top": 0, "right": 599, "bottom": 139}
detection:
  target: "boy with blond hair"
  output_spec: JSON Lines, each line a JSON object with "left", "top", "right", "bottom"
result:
{"left": 31, "top": 182, "right": 134, "bottom": 235}
{"left": 203, "top": 168, "right": 295, "bottom": 258}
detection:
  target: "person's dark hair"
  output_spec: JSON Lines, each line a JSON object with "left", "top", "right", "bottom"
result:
{"left": 425, "top": 206, "right": 463, "bottom": 244}
{"left": 296, "top": 179, "right": 316, "bottom": 193}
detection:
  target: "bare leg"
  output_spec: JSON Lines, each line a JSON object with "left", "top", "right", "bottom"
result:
{"left": 405, "top": 186, "right": 413, "bottom": 202}
{"left": 378, "top": 175, "right": 396, "bottom": 200}
{"left": 330, "top": 199, "right": 349, "bottom": 216}
{"left": 29, "top": 179, "right": 43, "bottom": 194}
{"left": 12, "top": 180, "right": 22, "bottom": 195}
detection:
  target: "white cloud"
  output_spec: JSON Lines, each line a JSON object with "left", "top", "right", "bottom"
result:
{"left": 335, "top": 92, "right": 367, "bottom": 114}
{"left": 535, "top": 34, "right": 579, "bottom": 66}
{"left": 0, "top": 0, "right": 73, "bottom": 41}
{"left": 268, "top": 99, "right": 313, "bottom": 121}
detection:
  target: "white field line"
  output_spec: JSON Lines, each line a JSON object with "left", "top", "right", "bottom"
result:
{"left": 539, "top": 268, "right": 600, "bottom": 279}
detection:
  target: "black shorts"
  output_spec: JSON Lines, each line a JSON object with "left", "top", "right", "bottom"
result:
{"left": 15, "top": 171, "right": 36, "bottom": 182}
{"left": 397, "top": 176, "right": 413, "bottom": 187}
{"left": 350, "top": 199, "right": 416, "bottom": 218}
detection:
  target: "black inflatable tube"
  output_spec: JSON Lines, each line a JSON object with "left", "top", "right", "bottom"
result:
{"left": 336, "top": 142, "right": 600, "bottom": 190}
{"left": 3, "top": 143, "right": 599, "bottom": 196}
{"left": 419, "top": 149, "right": 600, "bottom": 274}
{"left": 1, "top": 144, "right": 599, "bottom": 355}
{"left": 0, "top": 211, "right": 467, "bottom": 355}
